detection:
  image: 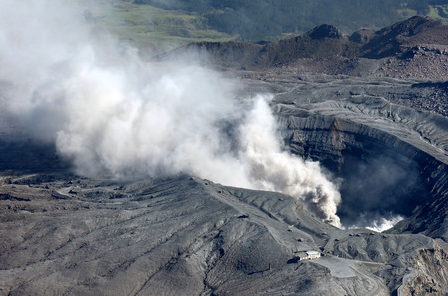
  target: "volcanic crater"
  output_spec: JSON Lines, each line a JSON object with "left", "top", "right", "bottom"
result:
{"left": 2, "top": 16, "right": 448, "bottom": 296}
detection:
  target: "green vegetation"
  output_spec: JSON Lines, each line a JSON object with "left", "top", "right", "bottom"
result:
{"left": 132, "top": 0, "right": 448, "bottom": 42}
{"left": 80, "top": 0, "right": 448, "bottom": 55}
{"left": 428, "top": 5, "right": 448, "bottom": 19}
{"left": 81, "top": 0, "right": 236, "bottom": 55}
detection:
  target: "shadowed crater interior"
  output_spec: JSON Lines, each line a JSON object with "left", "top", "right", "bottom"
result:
{"left": 332, "top": 142, "right": 430, "bottom": 228}
{"left": 269, "top": 75, "right": 448, "bottom": 229}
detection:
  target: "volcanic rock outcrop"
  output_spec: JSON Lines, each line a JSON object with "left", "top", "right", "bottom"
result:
{"left": 168, "top": 16, "right": 448, "bottom": 80}
{"left": 263, "top": 73, "right": 448, "bottom": 236}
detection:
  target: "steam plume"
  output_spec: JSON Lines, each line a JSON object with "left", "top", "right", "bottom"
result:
{"left": 239, "top": 97, "right": 341, "bottom": 226}
{"left": 366, "top": 215, "right": 404, "bottom": 232}
{"left": 0, "top": 0, "right": 341, "bottom": 226}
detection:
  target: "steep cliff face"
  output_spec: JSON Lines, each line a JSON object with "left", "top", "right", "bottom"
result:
{"left": 282, "top": 112, "right": 433, "bottom": 227}
{"left": 389, "top": 166, "right": 448, "bottom": 240}
{"left": 398, "top": 245, "right": 448, "bottom": 295}
{"left": 245, "top": 73, "right": 448, "bottom": 234}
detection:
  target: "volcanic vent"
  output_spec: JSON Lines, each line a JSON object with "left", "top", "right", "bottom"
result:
{"left": 2, "top": 2, "right": 448, "bottom": 294}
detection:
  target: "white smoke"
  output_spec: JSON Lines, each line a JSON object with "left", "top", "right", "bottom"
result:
{"left": 0, "top": 0, "right": 341, "bottom": 227}
{"left": 239, "top": 97, "right": 341, "bottom": 226}
{"left": 366, "top": 215, "right": 404, "bottom": 232}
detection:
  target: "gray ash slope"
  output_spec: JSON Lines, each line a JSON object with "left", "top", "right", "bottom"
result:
{"left": 3, "top": 16, "right": 448, "bottom": 296}
{"left": 0, "top": 166, "right": 447, "bottom": 295}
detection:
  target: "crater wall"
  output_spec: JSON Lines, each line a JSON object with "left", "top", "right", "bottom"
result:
{"left": 263, "top": 74, "right": 448, "bottom": 235}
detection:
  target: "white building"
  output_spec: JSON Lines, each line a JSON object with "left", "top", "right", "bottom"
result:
{"left": 296, "top": 250, "right": 321, "bottom": 261}
{"left": 305, "top": 250, "right": 321, "bottom": 259}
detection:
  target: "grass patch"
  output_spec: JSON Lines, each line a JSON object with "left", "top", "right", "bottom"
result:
{"left": 80, "top": 0, "right": 236, "bottom": 56}
{"left": 428, "top": 5, "right": 448, "bottom": 20}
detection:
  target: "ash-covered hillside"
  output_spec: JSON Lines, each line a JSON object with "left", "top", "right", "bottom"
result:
{"left": 2, "top": 7, "right": 448, "bottom": 296}
{"left": 172, "top": 16, "right": 448, "bottom": 80}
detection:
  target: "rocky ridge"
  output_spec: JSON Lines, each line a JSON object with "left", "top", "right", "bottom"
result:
{"left": 167, "top": 16, "right": 448, "bottom": 80}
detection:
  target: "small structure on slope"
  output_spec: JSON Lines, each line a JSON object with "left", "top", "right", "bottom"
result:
{"left": 296, "top": 250, "right": 321, "bottom": 261}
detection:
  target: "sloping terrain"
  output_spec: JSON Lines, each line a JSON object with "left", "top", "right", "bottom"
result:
{"left": 74, "top": 1, "right": 448, "bottom": 54}
{"left": 77, "top": 0, "right": 236, "bottom": 55}
{"left": 3, "top": 15, "right": 448, "bottom": 296}
{"left": 170, "top": 16, "right": 448, "bottom": 80}
{"left": 0, "top": 163, "right": 447, "bottom": 295}
{"left": 235, "top": 69, "right": 448, "bottom": 235}
{"left": 3, "top": 72, "right": 448, "bottom": 296}
{"left": 133, "top": 0, "right": 448, "bottom": 42}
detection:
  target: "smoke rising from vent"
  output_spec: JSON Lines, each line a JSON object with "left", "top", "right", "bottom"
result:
{"left": 366, "top": 215, "right": 404, "bottom": 232}
{"left": 239, "top": 98, "right": 341, "bottom": 226}
{"left": 338, "top": 154, "right": 425, "bottom": 229}
{"left": 0, "top": 0, "right": 341, "bottom": 226}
